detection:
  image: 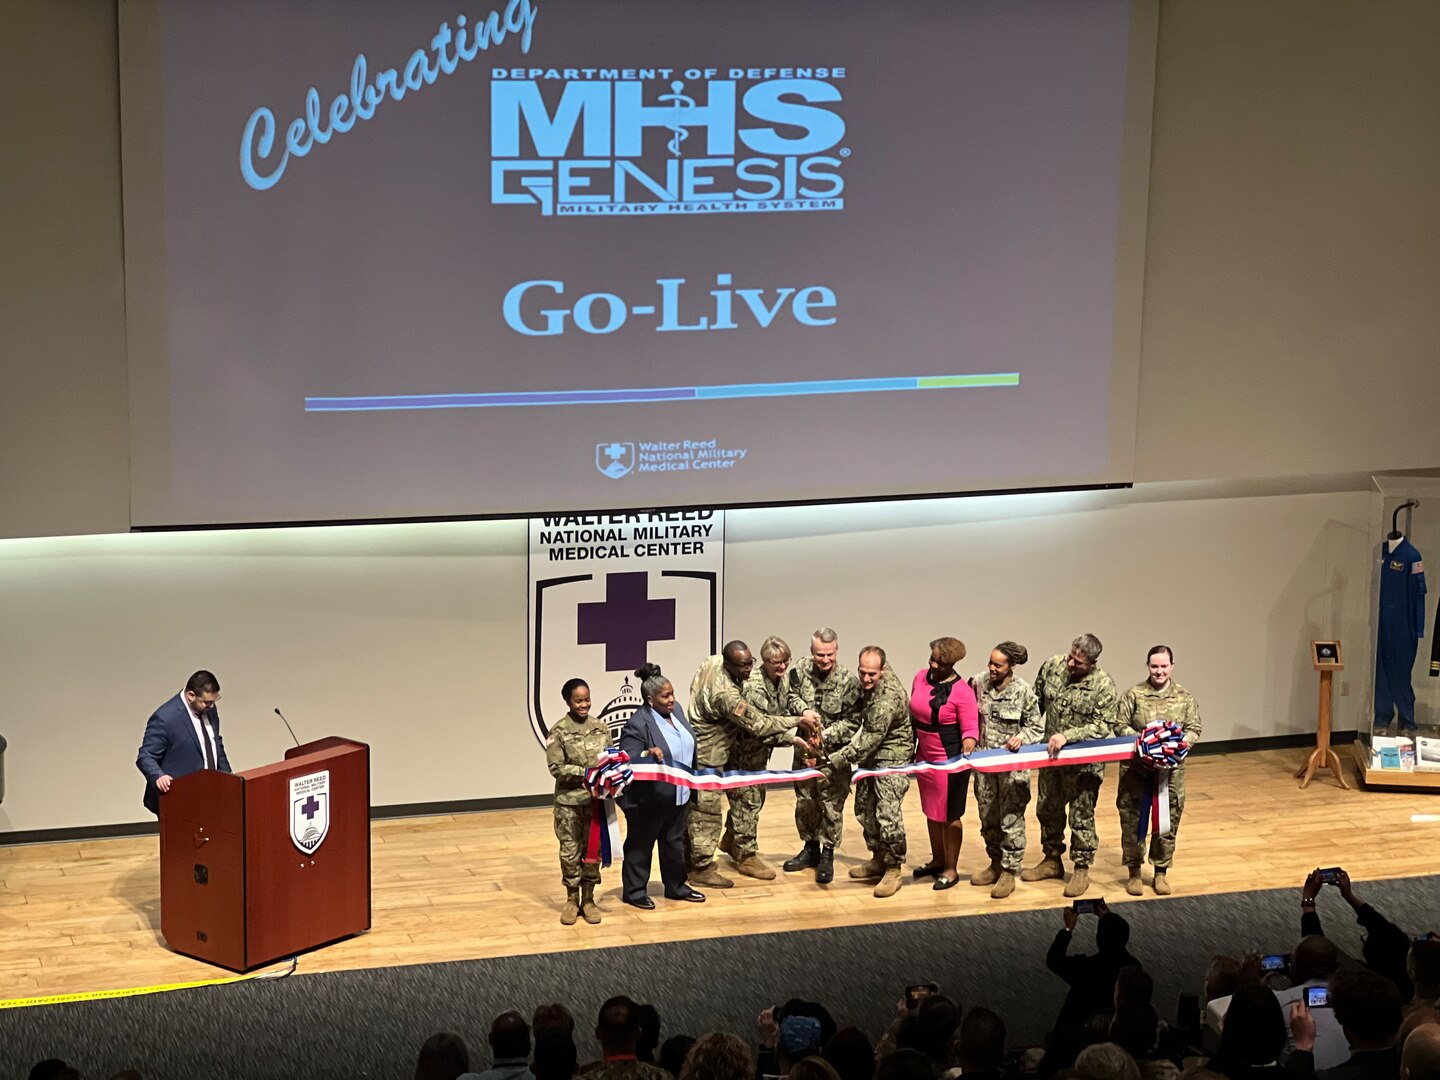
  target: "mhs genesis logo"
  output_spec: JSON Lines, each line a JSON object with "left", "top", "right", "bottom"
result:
{"left": 490, "top": 66, "right": 849, "bottom": 216}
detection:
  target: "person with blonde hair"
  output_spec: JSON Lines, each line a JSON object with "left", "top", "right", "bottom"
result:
{"left": 679, "top": 1032, "right": 752, "bottom": 1080}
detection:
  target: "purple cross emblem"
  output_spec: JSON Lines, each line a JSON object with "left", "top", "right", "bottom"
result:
{"left": 300, "top": 795, "right": 320, "bottom": 820}
{"left": 577, "top": 571, "right": 676, "bottom": 672}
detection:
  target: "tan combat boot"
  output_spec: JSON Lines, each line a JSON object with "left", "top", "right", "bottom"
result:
{"left": 1020, "top": 855, "right": 1064, "bottom": 882}
{"left": 873, "top": 866, "right": 903, "bottom": 898}
{"left": 990, "top": 870, "right": 1016, "bottom": 899}
{"left": 1126, "top": 867, "right": 1144, "bottom": 896}
{"left": 735, "top": 854, "right": 776, "bottom": 881}
{"left": 580, "top": 882, "right": 602, "bottom": 924}
{"left": 689, "top": 865, "right": 735, "bottom": 889}
{"left": 1063, "top": 866, "right": 1091, "bottom": 898}
{"left": 971, "top": 861, "right": 1001, "bottom": 887}
{"left": 1153, "top": 869, "right": 1172, "bottom": 895}
{"left": 560, "top": 887, "right": 580, "bottom": 926}
{"left": 849, "top": 857, "right": 884, "bottom": 880}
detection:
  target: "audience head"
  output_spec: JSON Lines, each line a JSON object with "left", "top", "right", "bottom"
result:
{"left": 489, "top": 1011, "right": 531, "bottom": 1061}
{"left": 597, "top": 995, "right": 643, "bottom": 1055}
{"left": 1291, "top": 935, "right": 1340, "bottom": 984}
{"left": 1403, "top": 1010, "right": 1440, "bottom": 1048}
{"left": 1217, "top": 985, "right": 1287, "bottom": 1066}
{"left": 660, "top": 1034, "right": 698, "bottom": 1078}
{"left": 533, "top": 1030, "right": 578, "bottom": 1080}
{"left": 1038, "top": 1024, "right": 1098, "bottom": 1080}
{"left": 1074, "top": 1042, "right": 1141, "bottom": 1080}
{"left": 1177, "top": 1070, "right": 1227, "bottom": 1080}
{"left": 1204, "top": 956, "right": 1243, "bottom": 1003}
{"left": 532, "top": 1003, "right": 576, "bottom": 1037}
{"left": 790, "top": 1060, "right": 842, "bottom": 1080}
{"left": 956, "top": 1006, "right": 1007, "bottom": 1072}
{"left": 778, "top": 1016, "right": 825, "bottom": 1068}
{"left": 906, "top": 995, "right": 960, "bottom": 1066}
{"left": 679, "top": 1032, "right": 752, "bottom": 1080}
{"left": 1411, "top": 938, "right": 1440, "bottom": 997}
{"left": 779, "top": 999, "right": 838, "bottom": 1049}
{"left": 875, "top": 1048, "right": 938, "bottom": 1080}
{"left": 1330, "top": 966, "right": 1404, "bottom": 1049}
{"left": 1404, "top": 1023, "right": 1440, "bottom": 1080}
{"left": 1096, "top": 912, "right": 1130, "bottom": 953}
{"left": 1114, "top": 967, "right": 1154, "bottom": 1011}
{"left": 415, "top": 1032, "right": 470, "bottom": 1080}
{"left": 822, "top": 1026, "right": 875, "bottom": 1080}
{"left": 636, "top": 1003, "right": 661, "bottom": 1062}
{"left": 29, "top": 1065, "right": 71, "bottom": 1080}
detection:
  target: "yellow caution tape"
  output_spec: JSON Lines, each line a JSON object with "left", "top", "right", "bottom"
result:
{"left": 0, "top": 957, "right": 296, "bottom": 1010}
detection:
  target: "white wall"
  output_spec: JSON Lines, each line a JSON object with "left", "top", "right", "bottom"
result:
{"left": 0, "top": 482, "right": 1375, "bottom": 833}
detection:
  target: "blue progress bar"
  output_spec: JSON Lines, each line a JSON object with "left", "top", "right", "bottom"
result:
{"left": 304, "top": 372, "right": 1019, "bottom": 412}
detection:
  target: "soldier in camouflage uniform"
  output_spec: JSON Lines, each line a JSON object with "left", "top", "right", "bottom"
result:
{"left": 968, "top": 641, "right": 1044, "bottom": 899}
{"left": 687, "top": 641, "right": 819, "bottom": 889}
{"left": 1021, "top": 633, "right": 1119, "bottom": 898}
{"left": 1114, "top": 645, "right": 1202, "bottom": 896}
{"left": 782, "top": 628, "right": 862, "bottom": 885}
{"left": 545, "top": 678, "right": 611, "bottom": 925}
{"left": 719, "top": 635, "right": 802, "bottom": 880}
{"left": 826, "top": 646, "right": 914, "bottom": 898}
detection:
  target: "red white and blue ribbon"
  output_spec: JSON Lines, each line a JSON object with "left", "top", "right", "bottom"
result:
{"left": 1133, "top": 721, "right": 1190, "bottom": 845}
{"left": 624, "top": 735, "right": 1139, "bottom": 790}
{"left": 581, "top": 747, "right": 632, "bottom": 867}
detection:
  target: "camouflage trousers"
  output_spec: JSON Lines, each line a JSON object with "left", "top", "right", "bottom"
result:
{"left": 974, "top": 771, "right": 1032, "bottom": 872}
{"left": 688, "top": 720, "right": 737, "bottom": 871}
{"left": 1035, "top": 764, "right": 1103, "bottom": 868}
{"left": 794, "top": 742, "right": 851, "bottom": 847}
{"left": 855, "top": 774, "right": 909, "bottom": 868}
{"left": 553, "top": 802, "right": 601, "bottom": 888}
{"left": 1116, "top": 762, "right": 1187, "bottom": 869}
{"left": 719, "top": 736, "right": 772, "bottom": 860}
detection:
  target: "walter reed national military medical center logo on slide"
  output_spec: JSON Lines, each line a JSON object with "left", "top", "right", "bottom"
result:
{"left": 491, "top": 64, "right": 849, "bottom": 217}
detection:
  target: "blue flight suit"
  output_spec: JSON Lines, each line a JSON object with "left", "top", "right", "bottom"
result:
{"left": 1374, "top": 537, "right": 1426, "bottom": 730}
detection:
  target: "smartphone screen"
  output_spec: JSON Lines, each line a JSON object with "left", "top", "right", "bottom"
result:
{"left": 1305, "top": 986, "right": 1330, "bottom": 1008}
{"left": 1260, "top": 954, "right": 1288, "bottom": 973}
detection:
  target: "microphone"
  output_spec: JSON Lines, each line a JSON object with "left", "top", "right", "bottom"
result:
{"left": 274, "top": 707, "right": 301, "bottom": 747}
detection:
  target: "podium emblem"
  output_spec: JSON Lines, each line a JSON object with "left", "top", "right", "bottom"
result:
{"left": 289, "top": 770, "right": 330, "bottom": 855}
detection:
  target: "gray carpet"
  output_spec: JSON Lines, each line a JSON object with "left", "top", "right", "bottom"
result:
{"left": 3, "top": 875, "right": 1436, "bottom": 1080}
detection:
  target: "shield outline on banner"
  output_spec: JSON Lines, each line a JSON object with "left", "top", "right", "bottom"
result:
{"left": 595, "top": 442, "right": 636, "bottom": 478}
{"left": 290, "top": 785, "right": 330, "bottom": 855}
{"left": 528, "top": 569, "right": 720, "bottom": 747}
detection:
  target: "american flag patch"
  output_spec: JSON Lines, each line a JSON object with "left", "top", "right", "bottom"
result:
{"left": 1414, "top": 561, "right": 1425, "bottom": 574}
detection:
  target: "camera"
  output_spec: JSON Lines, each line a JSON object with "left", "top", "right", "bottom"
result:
{"left": 1305, "top": 985, "right": 1330, "bottom": 1008}
{"left": 1260, "top": 954, "right": 1289, "bottom": 974}
{"left": 1318, "top": 867, "right": 1343, "bottom": 885}
{"left": 904, "top": 983, "right": 939, "bottom": 1010}
{"left": 1072, "top": 898, "right": 1104, "bottom": 915}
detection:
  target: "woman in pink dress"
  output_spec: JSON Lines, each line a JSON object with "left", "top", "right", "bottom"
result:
{"left": 909, "top": 637, "right": 980, "bottom": 889}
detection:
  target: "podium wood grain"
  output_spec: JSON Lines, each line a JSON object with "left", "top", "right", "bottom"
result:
{"left": 2, "top": 748, "right": 1434, "bottom": 999}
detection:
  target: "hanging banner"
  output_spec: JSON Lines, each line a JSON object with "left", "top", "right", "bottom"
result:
{"left": 528, "top": 509, "right": 725, "bottom": 746}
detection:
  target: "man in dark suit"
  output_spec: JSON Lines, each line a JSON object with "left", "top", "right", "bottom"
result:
{"left": 1047, "top": 903, "right": 1141, "bottom": 1030}
{"left": 136, "top": 670, "right": 232, "bottom": 814}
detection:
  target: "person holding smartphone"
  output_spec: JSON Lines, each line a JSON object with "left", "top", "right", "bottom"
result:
{"left": 1047, "top": 901, "right": 1141, "bottom": 1029}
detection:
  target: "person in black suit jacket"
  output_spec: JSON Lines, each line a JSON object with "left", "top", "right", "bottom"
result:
{"left": 136, "top": 670, "right": 233, "bottom": 814}
{"left": 620, "top": 664, "right": 705, "bottom": 909}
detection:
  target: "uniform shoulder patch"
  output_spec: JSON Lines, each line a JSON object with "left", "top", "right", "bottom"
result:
{"left": 1414, "top": 560, "right": 1425, "bottom": 573}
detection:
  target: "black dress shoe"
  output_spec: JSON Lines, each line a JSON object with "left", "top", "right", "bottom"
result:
{"left": 912, "top": 862, "right": 943, "bottom": 880}
{"left": 624, "top": 896, "right": 656, "bottom": 910}
{"left": 664, "top": 887, "right": 706, "bottom": 903}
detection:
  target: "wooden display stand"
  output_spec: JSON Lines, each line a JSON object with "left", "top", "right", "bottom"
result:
{"left": 1296, "top": 642, "right": 1348, "bottom": 789}
{"left": 158, "top": 736, "right": 371, "bottom": 971}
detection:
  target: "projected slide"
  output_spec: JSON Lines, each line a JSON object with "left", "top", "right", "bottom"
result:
{"left": 122, "top": 0, "right": 1150, "bottom": 526}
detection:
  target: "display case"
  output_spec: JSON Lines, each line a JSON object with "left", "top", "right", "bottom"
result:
{"left": 1354, "top": 474, "right": 1440, "bottom": 790}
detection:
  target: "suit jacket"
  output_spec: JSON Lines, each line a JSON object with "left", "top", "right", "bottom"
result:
{"left": 136, "top": 693, "right": 233, "bottom": 814}
{"left": 619, "top": 702, "right": 695, "bottom": 813}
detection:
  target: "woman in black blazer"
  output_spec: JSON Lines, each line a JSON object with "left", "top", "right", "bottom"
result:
{"left": 620, "top": 663, "right": 706, "bottom": 909}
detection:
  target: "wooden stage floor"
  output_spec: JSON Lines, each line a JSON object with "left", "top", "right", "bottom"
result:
{"left": 2, "top": 748, "right": 1436, "bottom": 1001}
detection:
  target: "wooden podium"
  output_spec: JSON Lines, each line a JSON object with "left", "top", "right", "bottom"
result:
{"left": 1296, "top": 642, "right": 1349, "bottom": 790}
{"left": 158, "top": 736, "right": 371, "bottom": 971}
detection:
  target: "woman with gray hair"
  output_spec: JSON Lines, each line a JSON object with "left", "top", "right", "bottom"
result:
{"left": 619, "top": 663, "right": 706, "bottom": 909}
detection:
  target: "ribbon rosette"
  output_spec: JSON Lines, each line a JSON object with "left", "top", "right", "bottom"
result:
{"left": 1134, "top": 721, "right": 1189, "bottom": 844}
{"left": 582, "top": 747, "right": 632, "bottom": 868}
